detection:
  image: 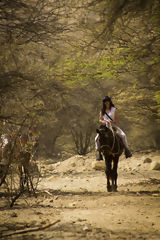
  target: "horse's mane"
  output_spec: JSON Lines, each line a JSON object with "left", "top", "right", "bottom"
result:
{"left": 97, "top": 125, "right": 123, "bottom": 156}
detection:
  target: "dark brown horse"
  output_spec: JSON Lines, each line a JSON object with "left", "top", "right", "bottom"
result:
{"left": 96, "top": 125, "right": 124, "bottom": 192}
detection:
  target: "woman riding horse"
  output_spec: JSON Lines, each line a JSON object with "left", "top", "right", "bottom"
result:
{"left": 95, "top": 96, "right": 132, "bottom": 192}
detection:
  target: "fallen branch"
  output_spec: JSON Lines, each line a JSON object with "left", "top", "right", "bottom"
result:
{"left": 44, "top": 190, "right": 53, "bottom": 196}
{"left": 0, "top": 219, "right": 60, "bottom": 239}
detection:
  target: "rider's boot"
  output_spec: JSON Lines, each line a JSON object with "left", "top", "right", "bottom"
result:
{"left": 125, "top": 148, "right": 132, "bottom": 158}
{"left": 96, "top": 151, "right": 103, "bottom": 161}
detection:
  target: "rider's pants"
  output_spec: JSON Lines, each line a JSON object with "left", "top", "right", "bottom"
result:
{"left": 95, "top": 125, "right": 129, "bottom": 150}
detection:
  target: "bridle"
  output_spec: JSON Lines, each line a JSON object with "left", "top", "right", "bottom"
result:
{"left": 99, "top": 127, "right": 121, "bottom": 156}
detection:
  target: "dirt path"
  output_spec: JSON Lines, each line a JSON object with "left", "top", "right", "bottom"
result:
{"left": 0, "top": 151, "right": 160, "bottom": 239}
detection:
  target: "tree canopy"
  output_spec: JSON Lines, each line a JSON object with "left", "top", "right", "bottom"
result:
{"left": 0, "top": 0, "right": 160, "bottom": 156}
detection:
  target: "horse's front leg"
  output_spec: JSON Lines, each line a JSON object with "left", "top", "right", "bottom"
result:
{"left": 112, "top": 157, "right": 119, "bottom": 192}
{"left": 105, "top": 157, "right": 112, "bottom": 192}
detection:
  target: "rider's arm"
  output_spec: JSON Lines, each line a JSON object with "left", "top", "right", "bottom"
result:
{"left": 99, "top": 111, "right": 109, "bottom": 125}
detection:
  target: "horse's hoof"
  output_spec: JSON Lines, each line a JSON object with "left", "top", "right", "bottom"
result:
{"left": 113, "top": 189, "right": 118, "bottom": 192}
{"left": 112, "top": 186, "right": 118, "bottom": 192}
{"left": 107, "top": 186, "right": 112, "bottom": 192}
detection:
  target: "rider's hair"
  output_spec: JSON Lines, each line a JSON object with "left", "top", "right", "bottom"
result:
{"left": 101, "top": 96, "right": 115, "bottom": 115}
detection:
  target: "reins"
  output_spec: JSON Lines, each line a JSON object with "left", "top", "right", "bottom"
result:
{"left": 108, "top": 123, "right": 115, "bottom": 152}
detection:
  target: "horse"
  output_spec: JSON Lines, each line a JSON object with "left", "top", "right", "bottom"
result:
{"left": 0, "top": 131, "right": 36, "bottom": 193}
{"left": 96, "top": 125, "right": 124, "bottom": 192}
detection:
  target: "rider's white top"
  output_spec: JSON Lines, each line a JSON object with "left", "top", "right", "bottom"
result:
{"left": 102, "top": 106, "right": 129, "bottom": 148}
{"left": 103, "top": 106, "right": 116, "bottom": 122}
{"left": 95, "top": 106, "right": 129, "bottom": 149}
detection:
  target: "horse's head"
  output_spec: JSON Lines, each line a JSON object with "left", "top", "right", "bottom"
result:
{"left": 96, "top": 125, "right": 112, "bottom": 137}
{"left": 96, "top": 125, "right": 114, "bottom": 151}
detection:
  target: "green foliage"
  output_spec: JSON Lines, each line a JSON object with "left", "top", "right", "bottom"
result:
{"left": 0, "top": 0, "right": 160, "bottom": 154}
{"left": 51, "top": 45, "right": 136, "bottom": 89}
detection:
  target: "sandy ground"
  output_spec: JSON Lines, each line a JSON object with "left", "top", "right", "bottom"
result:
{"left": 0, "top": 151, "right": 160, "bottom": 240}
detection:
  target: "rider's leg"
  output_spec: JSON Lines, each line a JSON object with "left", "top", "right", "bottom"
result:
{"left": 115, "top": 127, "right": 132, "bottom": 158}
{"left": 95, "top": 134, "right": 103, "bottom": 161}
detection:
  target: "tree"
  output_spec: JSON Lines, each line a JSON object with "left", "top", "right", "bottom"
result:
{"left": 76, "top": 0, "right": 160, "bottom": 149}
